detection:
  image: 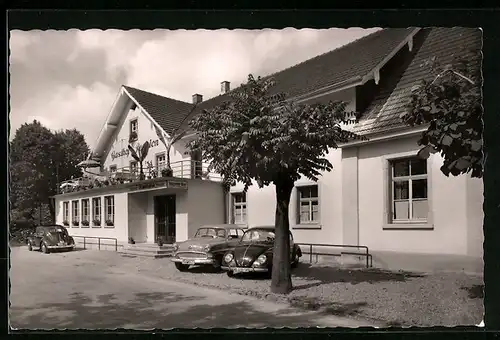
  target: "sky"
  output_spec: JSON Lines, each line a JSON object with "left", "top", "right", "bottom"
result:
{"left": 9, "top": 27, "right": 381, "bottom": 148}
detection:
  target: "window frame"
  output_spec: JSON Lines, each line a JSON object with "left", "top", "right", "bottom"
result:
{"left": 383, "top": 152, "right": 434, "bottom": 230}
{"left": 104, "top": 195, "right": 115, "bottom": 228}
{"left": 230, "top": 192, "right": 247, "bottom": 225}
{"left": 130, "top": 160, "right": 138, "bottom": 175}
{"left": 156, "top": 152, "right": 166, "bottom": 173}
{"left": 62, "top": 201, "right": 69, "bottom": 223}
{"left": 109, "top": 165, "right": 117, "bottom": 173}
{"left": 71, "top": 200, "right": 79, "bottom": 227}
{"left": 129, "top": 118, "right": 138, "bottom": 141}
{"left": 92, "top": 197, "right": 102, "bottom": 227}
{"left": 81, "top": 199, "right": 90, "bottom": 227}
{"left": 296, "top": 184, "right": 320, "bottom": 226}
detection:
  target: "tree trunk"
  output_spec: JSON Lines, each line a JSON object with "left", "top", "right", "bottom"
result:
{"left": 271, "top": 176, "right": 295, "bottom": 294}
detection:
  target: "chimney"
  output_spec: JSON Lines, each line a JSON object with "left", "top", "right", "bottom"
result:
{"left": 221, "top": 81, "right": 230, "bottom": 94}
{"left": 192, "top": 93, "right": 203, "bottom": 104}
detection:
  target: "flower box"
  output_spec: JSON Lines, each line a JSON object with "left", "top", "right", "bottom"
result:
{"left": 81, "top": 220, "right": 90, "bottom": 226}
{"left": 72, "top": 221, "right": 79, "bottom": 226}
{"left": 63, "top": 221, "right": 69, "bottom": 226}
{"left": 92, "top": 219, "right": 101, "bottom": 226}
{"left": 105, "top": 219, "right": 114, "bottom": 227}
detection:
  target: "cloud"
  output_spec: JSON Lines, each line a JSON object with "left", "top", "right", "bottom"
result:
{"left": 9, "top": 27, "right": 380, "bottom": 147}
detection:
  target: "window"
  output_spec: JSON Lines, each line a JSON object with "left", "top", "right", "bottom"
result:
{"left": 156, "top": 153, "right": 166, "bottom": 172}
{"left": 92, "top": 197, "right": 102, "bottom": 227}
{"left": 297, "top": 185, "right": 319, "bottom": 224}
{"left": 109, "top": 165, "right": 117, "bottom": 173}
{"left": 71, "top": 200, "right": 79, "bottom": 226}
{"left": 130, "top": 161, "right": 138, "bottom": 175}
{"left": 231, "top": 192, "right": 247, "bottom": 224}
{"left": 81, "top": 199, "right": 90, "bottom": 226}
{"left": 62, "top": 201, "right": 69, "bottom": 225}
{"left": 129, "top": 119, "right": 138, "bottom": 141}
{"left": 390, "top": 157, "right": 428, "bottom": 222}
{"left": 104, "top": 196, "right": 115, "bottom": 227}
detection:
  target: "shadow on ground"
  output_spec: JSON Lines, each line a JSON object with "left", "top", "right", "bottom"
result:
{"left": 292, "top": 263, "right": 426, "bottom": 291}
{"left": 461, "top": 284, "right": 484, "bottom": 299}
{"left": 9, "top": 289, "right": 368, "bottom": 329}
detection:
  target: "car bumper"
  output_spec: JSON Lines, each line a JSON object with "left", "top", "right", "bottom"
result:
{"left": 47, "top": 244, "right": 75, "bottom": 250}
{"left": 222, "top": 266, "right": 269, "bottom": 273}
{"left": 171, "top": 257, "right": 216, "bottom": 265}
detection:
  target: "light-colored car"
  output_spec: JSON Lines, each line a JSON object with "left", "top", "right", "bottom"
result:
{"left": 171, "top": 224, "right": 246, "bottom": 272}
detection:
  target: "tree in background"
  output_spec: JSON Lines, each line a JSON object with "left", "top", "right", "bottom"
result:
{"left": 401, "top": 46, "right": 482, "bottom": 178}
{"left": 9, "top": 120, "right": 89, "bottom": 233}
{"left": 188, "top": 75, "right": 361, "bottom": 294}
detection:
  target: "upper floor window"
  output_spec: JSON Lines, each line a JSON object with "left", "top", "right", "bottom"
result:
{"left": 231, "top": 192, "right": 247, "bottom": 224}
{"left": 130, "top": 160, "right": 138, "bottom": 175}
{"left": 390, "top": 157, "right": 428, "bottom": 222}
{"left": 129, "top": 119, "right": 138, "bottom": 142}
{"left": 156, "top": 153, "right": 166, "bottom": 172}
{"left": 109, "top": 165, "right": 117, "bottom": 173}
{"left": 297, "top": 185, "right": 319, "bottom": 224}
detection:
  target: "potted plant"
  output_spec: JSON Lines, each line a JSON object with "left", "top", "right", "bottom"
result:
{"left": 92, "top": 218, "right": 101, "bottom": 226}
{"left": 72, "top": 220, "right": 79, "bottom": 226}
{"left": 105, "top": 219, "right": 114, "bottom": 227}
{"left": 161, "top": 167, "right": 173, "bottom": 177}
{"left": 128, "top": 140, "right": 150, "bottom": 181}
{"left": 63, "top": 220, "right": 69, "bottom": 226}
{"left": 128, "top": 237, "right": 136, "bottom": 244}
{"left": 157, "top": 236, "right": 164, "bottom": 246}
{"left": 81, "top": 220, "right": 90, "bottom": 226}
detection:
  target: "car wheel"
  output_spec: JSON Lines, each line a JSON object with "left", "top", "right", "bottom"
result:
{"left": 291, "top": 253, "right": 299, "bottom": 268}
{"left": 27, "top": 241, "right": 33, "bottom": 251}
{"left": 41, "top": 242, "right": 49, "bottom": 254}
{"left": 227, "top": 270, "right": 235, "bottom": 278}
{"left": 175, "top": 262, "right": 189, "bottom": 272}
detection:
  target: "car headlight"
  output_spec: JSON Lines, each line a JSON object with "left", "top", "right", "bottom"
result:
{"left": 204, "top": 244, "right": 211, "bottom": 252}
{"left": 255, "top": 254, "right": 267, "bottom": 265}
{"left": 173, "top": 243, "right": 179, "bottom": 251}
{"left": 224, "top": 253, "right": 234, "bottom": 263}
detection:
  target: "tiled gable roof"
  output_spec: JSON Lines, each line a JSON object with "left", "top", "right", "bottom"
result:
{"left": 122, "top": 28, "right": 415, "bottom": 135}
{"left": 352, "top": 27, "right": 482, "bottom": 135}
{"left": 123, "top": 85, "right": 194, "bottom": 134}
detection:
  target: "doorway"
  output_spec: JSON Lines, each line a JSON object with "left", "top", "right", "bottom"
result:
{"left": 154, "top": 195, "right": 176, "bottom": 244}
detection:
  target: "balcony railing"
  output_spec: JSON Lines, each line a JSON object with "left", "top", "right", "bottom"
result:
{"left": 57, "top": 160, "right": 222, "bottom": 194}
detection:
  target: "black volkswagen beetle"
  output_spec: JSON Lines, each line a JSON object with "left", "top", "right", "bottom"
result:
{"left": 221, "top": 226, "right": 302, "bottom": 277}
{"left": 27, "top": 225, "right": 75, "bottom": 253}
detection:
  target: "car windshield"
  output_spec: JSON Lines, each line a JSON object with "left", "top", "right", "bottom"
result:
{"left": 241, "top": 229, "right": 275, "bottom": 243}
{"left": 194, "top": 228, "right": 226, "bottom": 238}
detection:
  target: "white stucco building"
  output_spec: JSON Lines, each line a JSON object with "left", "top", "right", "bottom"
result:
{"left": 53, "top": 27, "right": 483, "bottom": 271}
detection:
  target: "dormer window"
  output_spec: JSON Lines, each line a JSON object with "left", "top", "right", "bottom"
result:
{"left": 129, "top": 119, "right": 138, "bottom": 142}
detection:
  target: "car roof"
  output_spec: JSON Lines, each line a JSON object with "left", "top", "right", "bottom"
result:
{"left": 199, "top": 224, "right": 243, "bottom": 230}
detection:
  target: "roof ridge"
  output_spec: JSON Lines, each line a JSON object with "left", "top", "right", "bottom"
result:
{"left": 122, "top": 85, "right": 193, "bottom": 106}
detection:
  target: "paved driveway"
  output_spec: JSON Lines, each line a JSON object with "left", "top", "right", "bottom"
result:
{"left": 9, "top": 247, "right": 373, "bottom": 329}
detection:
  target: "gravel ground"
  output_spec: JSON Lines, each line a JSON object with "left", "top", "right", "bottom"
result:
{"left": 114, "top": 255, "right": 484, "bottom": 327}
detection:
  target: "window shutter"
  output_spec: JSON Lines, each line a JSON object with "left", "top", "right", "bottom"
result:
{"left": 382, "top": 159, "right": 390, "bottom": 225}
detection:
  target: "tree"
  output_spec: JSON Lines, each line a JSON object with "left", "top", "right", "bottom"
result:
{"left": 9, "top": 121, "right": 89, "bottom": 226}
{"left": 188, "top": 75, "right": 361, "bottom": 294}
{"left": 401, "top": 47, "right": 482, "bottom": 178}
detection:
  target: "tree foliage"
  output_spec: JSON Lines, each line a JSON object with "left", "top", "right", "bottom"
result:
{"left": 9, "top": 120, "right": 90, "bottom": 229}
{"left": 188, "top": 75, "right": 361, "bottom": 294}
{"left": 401, "top": 47, "right": 483, "bottom": 178}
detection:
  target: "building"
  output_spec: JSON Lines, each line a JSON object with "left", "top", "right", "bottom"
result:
{"left": 53, "top": 27, "right": 483, "bottom": 270}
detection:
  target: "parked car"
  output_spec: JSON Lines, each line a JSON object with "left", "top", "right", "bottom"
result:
{"left": 27, "top": 225, "right": 76, "bottom": 253}
{"left": 171, "top": 224, "right": 246, "bottom": 272}
{"left": 221, "top": 226, "right": 302, "bottom": 277}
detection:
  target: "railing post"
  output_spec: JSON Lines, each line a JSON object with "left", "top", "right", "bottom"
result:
{"left": 366, "top": 248, "right": 369, "bottom": 268}
{"left": 309, "top": 244, "right": 312, "bottom": 263}
{"left": 98, "top": 238, "right": 101, "bottom": 250}
{"left": 115, "top": 239, "right": 117, "bottom": 252}
{"left": 83, "top": 237, "right": 86, "bottom": 250}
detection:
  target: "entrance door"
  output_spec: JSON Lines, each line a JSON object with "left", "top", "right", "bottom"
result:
{"left": 154, "top": 195, "right": 176, "bottom": 244}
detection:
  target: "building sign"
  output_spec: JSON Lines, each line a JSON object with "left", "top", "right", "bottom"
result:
{"left": 129, "top": 179, "right": 188, "bottom": 192}
{"left": 110, "top": 138, "right": 161, "bottom": 161}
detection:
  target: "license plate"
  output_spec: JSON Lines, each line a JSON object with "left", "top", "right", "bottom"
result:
{"left": 182, "top": 260, "right": 195, "bottom": 265}
{"left": 233, "top": 268, "right": 251, "bottom": 274}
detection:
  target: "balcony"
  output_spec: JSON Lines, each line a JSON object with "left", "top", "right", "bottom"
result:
{"left": 57, "top": 160, "right": 222, "bottom": 195}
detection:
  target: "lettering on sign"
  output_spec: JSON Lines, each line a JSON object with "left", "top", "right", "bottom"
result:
{"left": 110, "top": 138, "right": 160, "bottom": 161}
{"left": 129, "top": 179, "right": 188, "bottom": 192}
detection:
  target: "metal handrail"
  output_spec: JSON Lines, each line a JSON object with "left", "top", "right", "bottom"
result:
{"left": 57, "top": 160, "right": 222, "bottom": 194}
{"left": 296, "top": 243, "right": 373, "bottom": 268}
{"left": 72, "top": 235, "right": 118, "bottom": 251}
